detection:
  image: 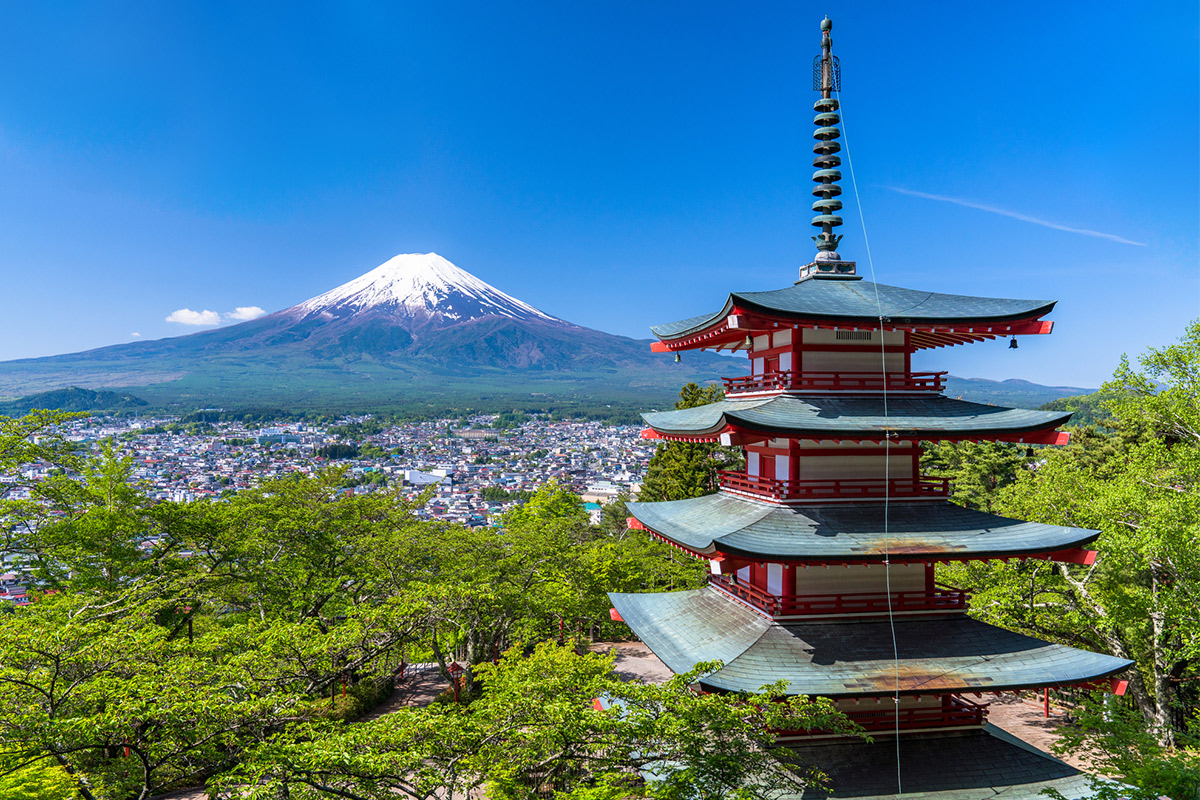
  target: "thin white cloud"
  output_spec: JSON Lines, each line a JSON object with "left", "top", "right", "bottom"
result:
{"left": 165, "top": 308, "right": 222, "bottom": 326}
{"left": 887, "top": 187, "right": 1146, "bottom": 247}
{"left": 226, "top": 306, "right": 267, "bottom": 321}
{"left": 130, "top": 332, "right": 141, "bottom": 337}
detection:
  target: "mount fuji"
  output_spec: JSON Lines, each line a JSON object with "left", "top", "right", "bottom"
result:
{"left": 0, "top": 253, "right": 728, "bottom": 410}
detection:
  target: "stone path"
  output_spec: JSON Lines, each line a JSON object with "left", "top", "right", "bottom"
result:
{"left": 985, "top": 691, "right": 1090, "bottom": 769}
{"left": 589, "top": 640, "right": 674, "bottom": 683}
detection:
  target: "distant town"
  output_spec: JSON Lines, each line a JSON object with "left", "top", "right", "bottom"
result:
{"left": 12, "top": 412, "right": 648, "bottom": 520}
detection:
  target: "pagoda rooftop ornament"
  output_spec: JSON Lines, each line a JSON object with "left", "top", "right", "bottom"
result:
{"left": 803, "top": 16, "right": 856, "bottom": 282}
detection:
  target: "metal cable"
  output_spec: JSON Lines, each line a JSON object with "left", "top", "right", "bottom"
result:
{"left": 836, "top": 89, "right": 903, "bottom": 799}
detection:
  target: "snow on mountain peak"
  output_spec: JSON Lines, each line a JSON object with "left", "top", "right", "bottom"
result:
{"left": 294, "top": 253, "right": 559, "bottom": 324}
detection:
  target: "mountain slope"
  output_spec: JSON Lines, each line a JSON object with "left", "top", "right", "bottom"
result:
{"left": 0, "top": 253, "right": 730, "bottom": 409}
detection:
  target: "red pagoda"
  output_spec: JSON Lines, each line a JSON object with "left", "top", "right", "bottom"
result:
{"left": 611, "top": 17, "right": 1131, "bottom": 799}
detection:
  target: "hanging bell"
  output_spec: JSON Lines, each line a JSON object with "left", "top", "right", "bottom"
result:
{"left": 674, "top": 352, "right": 682, "bottom": 363}
{"left": 1008, "top": 337, "right": 1019, "bottom": 350}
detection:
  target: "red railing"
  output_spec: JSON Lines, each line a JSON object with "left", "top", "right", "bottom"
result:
{"left": 722, "top": 370, "right": 946, "bottom": 395}
{"left": 777, "top": 695, "right": 988, "bottom": 737}
{"left": 718, "top": 472, "right": 950, "bottom": 501}
{"left": 709, "top": 573, "right": 968, "bottom": 617}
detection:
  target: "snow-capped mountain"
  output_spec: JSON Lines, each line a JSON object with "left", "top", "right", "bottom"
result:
{"left": 292, "top": 253, "right": 561, "bottom": 326}
{"left": 0, "top": 251, "right": 728, "bottom": 407}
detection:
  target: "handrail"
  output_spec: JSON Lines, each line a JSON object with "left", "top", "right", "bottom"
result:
{"left": 718, "top": 472, "right": 950, "bottom": 501}
{"left": 709, "top": 573, "right": 969, "bottom": 617}
{"left": 722, "top": 370, "right": 947, "bottom": 394}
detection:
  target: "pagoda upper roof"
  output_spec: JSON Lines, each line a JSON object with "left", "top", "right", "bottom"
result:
{"left": 779, "top": 726, "right": 1099, "bottom": 799}
{"left": 627, "top": 494, "right": 1099, "bottom": 562}
{"left": 641, "top": 395, "right": 1071, "bottom": 440}
{"left": 651, "top": 278, "right": 1055, "bottom": 341}
{"left": 608, "top": 586, "right": 1132, "bottom": 697}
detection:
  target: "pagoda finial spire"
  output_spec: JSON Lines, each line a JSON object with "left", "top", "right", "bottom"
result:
{"left": 811, "top": 16, "right": 845, "bottom": 261}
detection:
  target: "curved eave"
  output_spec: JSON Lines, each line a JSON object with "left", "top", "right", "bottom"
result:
{"left": 627, "top": 495, "right": 1100, "bottom": 562}
{"left": 640, "top": 396, "right": 1073, "bottom": 442}
{"left": 609, "top": 586, "right": 1133, "bottom": 698}
{"left": 649, "top": 281, "right": 1057, "bottom": 345}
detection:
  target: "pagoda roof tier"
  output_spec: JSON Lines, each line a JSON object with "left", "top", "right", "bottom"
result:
{"left": 779, "top": 726, "right": 1099, "bottom": 799}
{"left": 641, "top": 395, "right": 1072, "bottom": 442}
{"left": 608, "top": 586, "right": 1132, "bottom": 697}
{"left": 650, "top": 279, "right": 1054, "bottom": 345}
{"left": 627, "top": 494, "right": 1099, "bottom": 562}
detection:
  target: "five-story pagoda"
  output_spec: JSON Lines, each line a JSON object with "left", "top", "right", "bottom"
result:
{"left": 611, "top": 17, "right": 1132, "bottom": 799}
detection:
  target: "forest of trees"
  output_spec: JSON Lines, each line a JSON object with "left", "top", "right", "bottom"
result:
{"left": 2, "top": 322, "right": 1200, "bottom": 798}
{"left": 0, "top": 414, "right": 847, "bottom": 800}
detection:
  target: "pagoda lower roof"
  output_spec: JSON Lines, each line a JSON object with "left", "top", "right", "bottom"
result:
{"left": 650, "top": 278, "right": 1055, "bottom": 341}
{"left": 627, "top": 494, "right": 1099, "bottom": 562}
{"left": 779, "top": 726, "right": 1099, "bottom": 799}
{"left": 608, "top": 586, "right": 1132, "bottom": 697}
{"left": 641, "top": 395, "right": 1070, "bottom": 440}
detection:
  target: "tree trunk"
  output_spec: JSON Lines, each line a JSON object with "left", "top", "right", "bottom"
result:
{"left": 1149, "top": 565, "right": 1179, "bottom": 747}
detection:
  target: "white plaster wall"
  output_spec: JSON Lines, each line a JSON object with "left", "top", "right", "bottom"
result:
{"left": 775, "top": 456, "right": 790, "bottom": 481}
{"left": 796, "top": 454, "right": 913, "bottom": 480}
{"left": 766, "top": 563, "right": 783, "bottom": 595}
{"left": 795, "top": 563, "right": 924, "bottom": 595}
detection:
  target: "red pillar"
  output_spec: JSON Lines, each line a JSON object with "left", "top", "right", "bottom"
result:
{"left": 1044, "top": 687, "right": 1050, "bottom": 717}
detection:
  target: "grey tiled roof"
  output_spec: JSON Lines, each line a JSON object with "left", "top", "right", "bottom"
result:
{"left": 780, "top": 725, "right": 1099, "bottom": 799}
{"left": 641, "top": 395, "right": 1071, "bottom": 438}
{"left": 627, "top": 494, "right": 1099, "bottom": 560}
{"left": 609, "top": 587, "right": 1132, "bottom": 696}
{"left": 650, "top": 279, "right": 1054, "bottom": 339}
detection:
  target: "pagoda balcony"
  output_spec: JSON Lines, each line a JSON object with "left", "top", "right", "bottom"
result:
{"left": 776, "top": 695, "right": 989, "bottom": 738}
{"left": 708, "top": 573, "right": 969, "bottom": 618}
{"left": 718, "top": 472, "right": 951, "bottom": 502}
{"left": 722, "top": 370, "right": 947, "bottom": 395}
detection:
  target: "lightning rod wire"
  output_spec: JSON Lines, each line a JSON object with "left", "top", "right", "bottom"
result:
{"left": 836, "top": 88, "right": 903, "bottom": 799}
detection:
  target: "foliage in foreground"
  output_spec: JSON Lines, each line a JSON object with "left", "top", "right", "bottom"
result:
{"left": 938, "top": 321, "right": 1200, "bottom": 795}
{"left": 0, "top": 412, "right": 723, "bottom": 799}
{"left": 228, "top": 642, "right": 856, "bottom": 800}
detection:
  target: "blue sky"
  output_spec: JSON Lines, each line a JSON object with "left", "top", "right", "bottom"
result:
{"left": 0, "top": 1, "right": 1196, "bottom": 387}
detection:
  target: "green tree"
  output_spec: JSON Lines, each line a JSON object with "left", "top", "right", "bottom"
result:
{"left": 228, "top": 642, "right": 857, "bottom": 800}
{"left": 639, "top": 384, "right": 742, "bottom": 502}
{"left": 946, "top": 321, "right": 1200, "bottom": 768}
{"left": 921, "top": 439, "right": 1027, "bottom": 512}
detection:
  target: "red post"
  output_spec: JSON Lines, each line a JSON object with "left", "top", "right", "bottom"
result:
{"left": 1044, "top": 687, "right": 1050, "bottom": 717}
